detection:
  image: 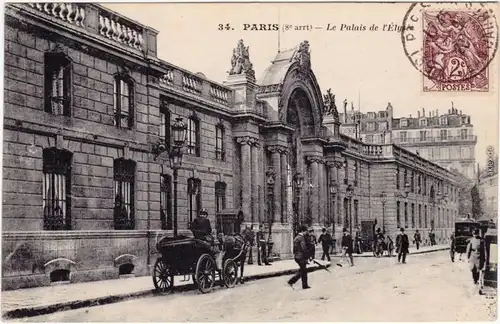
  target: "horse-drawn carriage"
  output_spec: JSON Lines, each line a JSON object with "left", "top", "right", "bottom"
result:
{"left": 152, "top": 233, "right": 248, "bottom": 294}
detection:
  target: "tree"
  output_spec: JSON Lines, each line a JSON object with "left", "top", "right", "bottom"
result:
{"left": 451, "top": 169, "right": 473, "bottom": 218}
{"left": 471, "top": 184, "right": 483, "bottom": 219}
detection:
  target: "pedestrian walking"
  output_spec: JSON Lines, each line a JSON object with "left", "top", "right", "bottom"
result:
{"left": 287, "top": 225, "right": 311, "bottom": 290}
{"left": 318, "top": 227, "right": 332, "bottom": 261}
{"left": 308, "top": 229, "right": 317, "bottom": 260}
{"left": 396, "top": 227, "right": 409, "bottom": 264}
{"left": 256, "top": 224, "right": 270, "bottom": 266}
{"left": 337, "top": 228, "right": 354, "bottom": 267}
{"left": 450, "top": 231, "right": 456, "bottom": 262}
{"left": 414, "top": 229, "right": 421, "bottom": 250}
{"left": 466, "top": 229, "right": 487, "bottom": 287}
{"left": 354, "top": 226, "right": 363, "bottom": 254}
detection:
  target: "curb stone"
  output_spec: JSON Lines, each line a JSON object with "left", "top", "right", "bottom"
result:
{"left": 2, "top": 263, "right": 331, "bottom": 320}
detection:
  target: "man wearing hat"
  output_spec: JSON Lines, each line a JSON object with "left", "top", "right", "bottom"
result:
{"left": 307, "top": 229, "right": 317, "bottom": 260}
{"left": 337, "top": 228, "right": 354, "bottom": 267}
{"left": 287, "top": 225, "right": 311, "bottom": 289}
{"left": 318, "top": 228, "right": 333, "bottom": 261}
{"left": 466, "top": 228, "right": 487, "bottom": 287}
{"left": 396, "top": 227, "right": 409, "bottom": 264}
{"left": 190, "top": 208, "right": 213, "bottom": 243}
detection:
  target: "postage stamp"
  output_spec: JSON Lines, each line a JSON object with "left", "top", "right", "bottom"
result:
{"left": 402, "top": 3, "right": 499, "bottom": 92}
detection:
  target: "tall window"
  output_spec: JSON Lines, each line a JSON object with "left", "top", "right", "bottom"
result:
{"left": 404, "top": 202, "right": 408, "bottom": 228}
{"left": 113, "top": 158, "right": 135, "bottom": 230}
{"left": 343, "top": 198, "right": 349, "bottom": 227}
{"left": 354, "top": 199, "right": 359, "bottom": 226}
{"left": 419, "top": 130, "right": 427, "bottom": 141}
{"left": 411, "top": 203, "right": 415, "bottom": 228}
{"left": 187, "top": 115, "right": 201, "bottom": 156}
{"left": 396, "top": 201, "right": 401, "bottom": 228}
{"left": 114, "top": 75, "right": 134, "bottom": 129}
{"left": 440, "top": 129, "right": 447, "bottom": 140}
{"left": 399, "top": 131, "right": 407, "bottom": 142}
{"left": 215, "top": 124, "right": 225, "bottom": 161}
{"left": 396, "top": 165, "right": 400, "bottom": 189}
{"left": 159, "top": 99, "right": 171, "bottom": 152}
{"left": 354, "top": 161, "right": 359, "bottom": 186}
{"left": 460, "top": 129, "right": 468, "bottom": 140}
{"left": 418, "top": 204, "right": 422, "bottom": 228}
{"left": 188, "top": 178, "right": 202, "bottom": 223}
{"left": 410, "top": 171, "right": 414, "bottom": 193}
{"left": 44, "top": 52, "right": 72, "bottom": 116}
{"left": 160, "top": 174, "right": 172, "bottom": 230}
{"left": 343, "top": 158, "right": 348, "bottom": 184}
{"left": 418, "top": 174, "right": 422, "bottom": 194}
{"left": 424, "top": 205, "right": 428, "bottom": 228}
{"left": 215, "top": 181, "right": 227, "bottom": 213}
{"left": 404, "top": 168, "right": 408, "bottom": 187}
{"left": 43, "top": 148, "right": 72, "bottom": 230}
{"left": 438, "top": 207, "right": 441, "bottom": 228}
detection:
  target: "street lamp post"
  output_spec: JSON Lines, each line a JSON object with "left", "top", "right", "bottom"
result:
{"left": 266, "top": 168, "right": 276, "bottom": 256}
{"left": 346, "top": 184, "right": 354, "bottom": 235}
{"left": 329, "top": 182, "right": 338, "bottom": 234}
{"left": 293, "top": 173, "right": 304, "bottom": 237}
{"left": 169, "top": 117, "right": 187, "bottom": 238}
{"left": 380, "top": 191, "right": 387, "bottom": 232}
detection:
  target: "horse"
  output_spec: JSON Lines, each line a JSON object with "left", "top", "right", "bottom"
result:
{"left": 217, "top": 233, "right": 251, "bottom": 284}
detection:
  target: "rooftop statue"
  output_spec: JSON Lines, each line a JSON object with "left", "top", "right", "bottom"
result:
{"left": 291, "top": 40, "right": 311, "bottom": 78}
{"left": 229, "top": 39, "right": 255, "bottom": 79}
{"left": 323, "top": 89, "right": 339, "bottom": 121}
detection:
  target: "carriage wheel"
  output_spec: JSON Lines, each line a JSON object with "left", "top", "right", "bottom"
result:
{"left": 152, "top": 258, "right": 174, "bottom": 294}
{"left": 195, "top": 253, "right": 216, "bottom": 294}
{"left": 222, "top": 260, "right": 238, "bottom": 288}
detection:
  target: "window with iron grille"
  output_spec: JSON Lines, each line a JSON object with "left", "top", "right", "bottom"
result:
{"left": 410, "top": 171, "right": 414, "bottom": 193}
{"left": 215, "top": 181, "right": 226, "bottom": 213}
{"left": 215, "top": 124, "right": 225, "bottom": 161}
{"left": 160, "top": 174, "right": 172, "bottom": 230}
{"left": 343, "top": 198, "right": 349, "bottom": 227}
{"left": 418, "top": 174, "right": 422, "bottom": 194}
{"left": 43, "top": 148, "right": 73, "bottom": 230}
{"left": 354, "top": 161, "right": 359, "bottom": 186}
{"left": 396, "top": 201, "right": 401, "bottom": 228}
{"left": 353, "top": 199, "right": 359, "bottom": 226}
{"left": 404, "top": 168, "right": 408, "bottom": 187}
{"left": 113, "top": 75, "right": 134, "bottom": 129}
{"left": 418, "top": 204, "right": 422, "bottom": 228}
{"left": 343, "top": 158, "right": 348, "bottom": 184}
{"left": 187, "top": 115, "right": 201, "bottom": 156}
{"left": 113, "top": 158, "right": 135, "bottom": 230}
{"left": 188, "top": 178, "right": 202, "bottom": 223}
{"left": 404, "top": 202, "right": 408, "bottom": 228}
{"left": 44, "top": 52, "right": 72, "bottom": 116}
{"left": 159, "top": 99, "right": 171, "bottom": 152}
{"left": 411, "top": 203, "right": 415, "bottom": 228}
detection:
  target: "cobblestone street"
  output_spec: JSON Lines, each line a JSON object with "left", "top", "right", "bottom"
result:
{"left": 11, "top": 251, "right": 497, "bottom": 322}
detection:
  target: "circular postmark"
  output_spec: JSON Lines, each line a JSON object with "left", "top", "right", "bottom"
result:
{"left": 401, "top": 2, "right": 499, "bottom": 86}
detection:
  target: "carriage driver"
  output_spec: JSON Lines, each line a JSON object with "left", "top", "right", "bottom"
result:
{"left": 190, "top": 208, "right": 214, "bottom": 243}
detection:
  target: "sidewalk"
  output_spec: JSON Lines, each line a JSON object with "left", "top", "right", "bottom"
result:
{"left": 347, "top": 244, "right": 449, "bottom": 257}
{"left": 1, "top": 244, "right": 448, "bottom": 319}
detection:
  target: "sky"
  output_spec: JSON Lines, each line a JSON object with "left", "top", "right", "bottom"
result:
{"left": 103, "top": 2, "right": 499, "bottom": 166}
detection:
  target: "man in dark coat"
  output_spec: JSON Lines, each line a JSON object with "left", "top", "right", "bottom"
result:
{"left": 414, "top": 229, "right": 422, "bottom": 250}
{"left": 190, "top": 208, "right": 213, "bottom": 242}
{"left": 466, "top": 228, "right": 487, "bottom": 287}
{"left": 287, "top": 225, "right": 311, "bottom": 290}
{"left": 396, "top": 227, "right": 410, "bottom": 264}
{"left": 318, "top": 228, "right": 332, "bottom": 261}
{"left": 449, "top": 231, "right": 456, "bottom": 262}
{"left": 256, "top": 224, "right": 270, "bottom": 266}
{"left": 307, "top": 229, "right": 317, "bottom": 260}
{"left": 337, "top": 228, "right": 354, "bottom": 267}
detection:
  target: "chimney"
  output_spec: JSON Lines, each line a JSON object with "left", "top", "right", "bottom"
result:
{"left": 436, "top": 109, "right": 439, "bottom": 116}
{"left": 418, "top": 111, "right": 421, "bottom": 118}
{"left": 409, "top": 114, "right": 412, "bottom": 118}
{"left": 460, "top": 110, "right": 462, "bottom": 115}
{"left": 429, "top": 111, "right": 431, "bottom": 117}
{"left": 448, "top": 109, "right": 451, "bottom": 114}
{"left": 422, "top": 108, "right": 425, "bottom": 116}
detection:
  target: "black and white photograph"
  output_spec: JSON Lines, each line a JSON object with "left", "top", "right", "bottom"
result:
{"left": 1, "top": 1, "right": 499, "bottom": 322}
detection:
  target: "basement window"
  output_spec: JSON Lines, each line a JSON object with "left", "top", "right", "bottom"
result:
{"left": 50, "top": 269, "right": 70, "bottom": 283}
{"left": 119, "top": 263, "right": 135, "bottom": 276}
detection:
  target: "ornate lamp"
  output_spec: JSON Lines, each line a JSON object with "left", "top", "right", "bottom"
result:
{"left": 171, "top": 117, "right": 187, "bottom": 147}
{"left": 169, "top": 117, "right": 187, "bottom": 238}
{"left": 380, "top": 191, "right": 387, "bottom": 231}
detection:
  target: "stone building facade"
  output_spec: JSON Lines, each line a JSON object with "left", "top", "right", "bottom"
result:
{"left": 3, "top": 3, "right": 460, "bottom": 290}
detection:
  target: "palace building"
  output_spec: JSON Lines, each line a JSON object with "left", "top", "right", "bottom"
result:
{"left": 3, "top": 3, "right": 461, "bottom": 289}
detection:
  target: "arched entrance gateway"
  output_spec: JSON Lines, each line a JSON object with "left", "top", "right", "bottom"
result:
{"left": 247, "top": 40, "right": 345, "bottom": 257}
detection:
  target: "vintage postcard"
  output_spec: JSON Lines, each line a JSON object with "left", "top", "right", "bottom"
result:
{"left": 2, "top": 1, "right": 499, "bottom": 322}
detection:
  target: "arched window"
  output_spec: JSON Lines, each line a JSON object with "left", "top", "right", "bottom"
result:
{"left": 354, "top": 161, "right": 359, "bottom": 186}
{"left": 160, "top": 174, "right": 172, "bottom": 230}
{"left": 187, "top": 114, "right": 201, "bottom": 156}
{"left": 215, "top": 181, "right": 226, "bottom": 213}
{"left": 43, "top": 148, "right": 73, "bottom": 230}
{"left": 44, "top": 51, "right": 72, "bottom": 116}
{"left": 215, "top": 123, "right": 225, "bottom": 161}
{"left": 188, "top": 178, "right": 202, "bottom": 223}
{"left": 113, "top": 158, "right": 135, "bottom": 230}
{"left": 113, "top": 74, "right": 134, "bottom": 129}
{"left": 159, "top": 98, "right": 171, "bottom": 152}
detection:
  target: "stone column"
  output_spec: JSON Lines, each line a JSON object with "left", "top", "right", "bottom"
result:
{"left": 251, "top": 143, "right": 260, "bottom": 225}
{"left": 280, "top": 150, "right": 288, "bottom": 224}
{"left": 237, "top": 136, "right": 254, "bottom": 223}
{"left": 268, "top": 146, "right": 282, "bottom": 223}
{"left": 318, "top": 160, "right": 325, "bottom": 225}
{"left": 307, "top": 156, "right": 320, "bottom": 225}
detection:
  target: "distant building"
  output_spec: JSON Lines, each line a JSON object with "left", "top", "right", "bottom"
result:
{"left": 478, "top": 147, "right": 498, "bottom": 220}
{"left": 340, "top": 104, "right": 477, "bottom": 179}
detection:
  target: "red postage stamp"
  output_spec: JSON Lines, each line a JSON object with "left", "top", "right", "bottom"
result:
{"left": 402, "top": 4, "right": 498, "bottom": 93}
{"left": 422, "top": 11, "right": 490, "bottom": 92}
